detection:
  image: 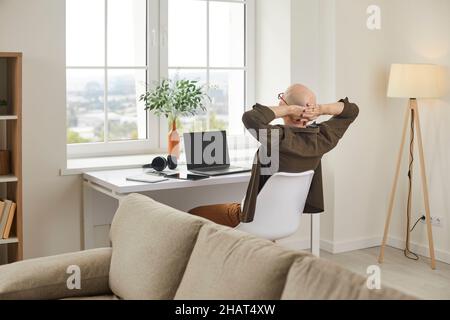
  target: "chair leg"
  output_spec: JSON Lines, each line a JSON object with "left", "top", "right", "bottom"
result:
{"left": 311, "top": 214, "right": 320, "bottom": 257}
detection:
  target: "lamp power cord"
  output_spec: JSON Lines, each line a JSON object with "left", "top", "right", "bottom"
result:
{"left": 404, "top": 109, "right": 419, "bottom": 262}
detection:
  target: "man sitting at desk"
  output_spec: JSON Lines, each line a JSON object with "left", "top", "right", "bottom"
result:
{"left": 189, "top": 84, "right": 359, "bottom": 227}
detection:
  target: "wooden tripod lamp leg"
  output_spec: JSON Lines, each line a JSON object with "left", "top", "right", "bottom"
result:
{"left": 411, "top": 100, "right": 436, "bottom": 270}
{"left": 379, "top": 103, "right": 410, "bottom": 263}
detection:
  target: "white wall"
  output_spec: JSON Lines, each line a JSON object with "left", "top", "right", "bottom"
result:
{"left": 255, "top": 0, "right": 291, "bottom": 104}
{"left": 254, "top": 0, "right": 316, "bottom": 248}
{"left": 330, "top": 0, "right": 450, "bottom": 259}
{"left": 333, "top": 0, "right": 395, "bottom": 249}
{"left": 290, "top": 0, "right": 337, "bottom": 246}
{"left": 289, "top": 0, "right": 450, "bottom": 262}
{"left": 379, "top": 0, "right": 450, "bottom": 260}
{"left": 322, "top": 0, "right": 450, "bottom": 259}
{"left": 0, "top": 0, "right": 83, "bottom": 258}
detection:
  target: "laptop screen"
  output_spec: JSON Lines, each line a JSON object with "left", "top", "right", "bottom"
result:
{"left": 184, "top": 131, "right": 231, "bottom": 170}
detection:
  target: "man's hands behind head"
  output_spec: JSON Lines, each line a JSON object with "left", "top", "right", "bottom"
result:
{"left": 286, "top": 104, "right": 321, "bottom": 127}
{"left": 285, "top": 105, "right": 307, "bottom": 127}
{"left": 287, "top": 105, "right": 306, "bottom": 118}
{"left": 303, "top": 104, "right": 322, "bottom": 121}
{"left": 272, "top": 103, "right": 323, "bottom": 128}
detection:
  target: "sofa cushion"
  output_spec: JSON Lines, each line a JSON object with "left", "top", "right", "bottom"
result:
{"left": 175, "top": 224, "right": 305, "bottom": 300}
{"left": 281, "top": 256, "right": 415, "bottom": 300}
{"left": 109, "top": 194, "right": 206, "bottom": 300}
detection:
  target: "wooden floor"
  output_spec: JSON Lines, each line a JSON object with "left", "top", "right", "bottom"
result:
{"left": 321, "top": 246, "right": 450, "bottom": 300}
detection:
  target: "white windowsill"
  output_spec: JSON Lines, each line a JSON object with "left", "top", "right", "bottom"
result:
{"left": 61, "top": 148, "right": 258, "bottom": 176}
{"left": 62, "top": 154, "right": 163, "bottom": 176}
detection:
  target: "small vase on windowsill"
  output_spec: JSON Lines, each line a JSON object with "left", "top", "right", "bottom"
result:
{"left": 168, "top": 119, "right": 180, "bottom": 159}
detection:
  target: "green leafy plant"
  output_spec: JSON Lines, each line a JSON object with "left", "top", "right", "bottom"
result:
{"left": 139, "top": 79, "right": 210, "bottom": 120}
{"left": 67, "top": 130, "right": 91, "bottom": 144}
{"left": 0, "top": 99, "right": 7, "bottom": 107}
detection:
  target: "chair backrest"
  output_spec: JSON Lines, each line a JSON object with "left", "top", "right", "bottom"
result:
{"left": 236, "top": 171, "right": 314, "bottom": 241}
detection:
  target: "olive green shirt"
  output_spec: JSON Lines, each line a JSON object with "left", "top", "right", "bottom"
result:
{"left": 240, "top": 97, "right": 359, "bottom": 223}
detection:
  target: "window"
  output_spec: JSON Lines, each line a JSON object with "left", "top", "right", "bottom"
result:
{"left": 66, "top": 0, "right": 254, "bottom": 158}
{"left": 167, "top": 0, "right": 254, "bottom": 136}
{"left": 66, "top": 0, "right": 157, "bottom": 157}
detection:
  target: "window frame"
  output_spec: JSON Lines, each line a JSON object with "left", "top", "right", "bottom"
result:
{"left": 67, "top": 0, "right": 255, "bottom": 159}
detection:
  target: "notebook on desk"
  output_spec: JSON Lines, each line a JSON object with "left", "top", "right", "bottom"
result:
{"left": 126, "top": 174, "right": 169, "bottom": 184}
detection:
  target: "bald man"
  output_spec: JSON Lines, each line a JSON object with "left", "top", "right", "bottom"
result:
{"left": 189, "top": 84, "right": 359, "bottom": 227}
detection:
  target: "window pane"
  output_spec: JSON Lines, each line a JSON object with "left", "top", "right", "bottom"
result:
{"left": 107, "top": 0, "right": 147, "bottom": 66}
{"left": 107, "top": 69, "right": 147, "bottom": 141}
{"left": 169, "top": 69, "right": 207, "bottom": 133}
{"left": 209, "top": 2, "right": 245, "bottom": 68}
{"left": 67, "top": 69, "right": 105, "bottom": 143}
{"left": 66, "top": 0, "right": 105, "bottom": 66}
{"left": 168, "top": 0, "right": 207, "bottom": 67}
{"left": 210, "top": 70, "right": 245, "bottom": 135}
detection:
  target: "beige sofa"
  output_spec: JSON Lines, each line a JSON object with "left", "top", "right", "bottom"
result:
{"left": 0, "top": 194, "right": 412, "bottom": 300}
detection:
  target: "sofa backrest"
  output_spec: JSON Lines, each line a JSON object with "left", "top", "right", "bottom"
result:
{"left": 109, "top": 194, "right": 206, "bottom": 300}
{"left": 281, "top": 256, "right": 413, "bottom": 300}
{"left": 175, "top": 223, "right": 307, "bottom": 300}
{"left": 109, "top": 194, "right": 413, "bottom": 300}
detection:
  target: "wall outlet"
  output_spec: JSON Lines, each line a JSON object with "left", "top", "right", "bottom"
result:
{"left": 421, "top": 216, "right": 443, "bottom": 228}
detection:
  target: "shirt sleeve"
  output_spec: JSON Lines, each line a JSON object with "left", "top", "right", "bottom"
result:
{"left": 242, "top": 104, "right": 279, "bottom": 141}
{"left": 316, "top": 97, "right": 359, "bottom": 154}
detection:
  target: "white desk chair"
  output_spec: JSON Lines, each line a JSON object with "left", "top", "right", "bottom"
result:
{"left": 236, "top": 171, "right": 317, "bottom": 254}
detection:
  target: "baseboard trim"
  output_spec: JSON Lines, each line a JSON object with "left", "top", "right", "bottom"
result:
{"left": 279, "top": 236, "right": 450, "bottom": 264}
{"left": 319, "top": 239, "right": 334, "bottom": 253}
{"left": 276, "top": 238, "right": 311, "bottom": 251}
{"left": 386, "top": 236, "right": 450, "bottom": 265}
{"left": 277, "top": 237, "right": 381, "bottom": 255}
{"left": 325, "top": 237, "right": 382, "bottom": 254}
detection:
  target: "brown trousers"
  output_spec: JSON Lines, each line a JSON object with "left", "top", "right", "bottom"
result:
{"left": 188, "top": 203, "right": 241, "bottom": 228}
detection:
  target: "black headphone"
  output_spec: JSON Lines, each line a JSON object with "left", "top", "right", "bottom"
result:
{"left": 143, "top": 155, "right": 178, "bottom": 172}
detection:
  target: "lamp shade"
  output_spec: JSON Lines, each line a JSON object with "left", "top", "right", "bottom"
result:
{"left": 387, "top": 64, "right": 445, "bottom": 98}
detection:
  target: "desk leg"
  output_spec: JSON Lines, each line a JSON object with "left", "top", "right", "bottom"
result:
{"left": 83, "top": 181, "right": 95, "bottom": 250}
{"left": 311, "top": 214, "right": 320, "bottom": 257}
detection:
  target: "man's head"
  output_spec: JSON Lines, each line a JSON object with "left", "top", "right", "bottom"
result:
{"left": 279, "top": 84, "right": 317, "bottom": 127}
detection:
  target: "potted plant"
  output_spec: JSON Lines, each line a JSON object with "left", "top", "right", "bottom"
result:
{"left": 140, "top": 79, "right": 210, "bottom": 158}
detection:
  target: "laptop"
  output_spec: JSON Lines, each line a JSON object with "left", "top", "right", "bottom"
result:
{"left": 184, "top": 131, "right": 251, "bottom": 177}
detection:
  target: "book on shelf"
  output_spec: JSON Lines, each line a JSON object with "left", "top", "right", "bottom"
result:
{"left": 0, "top": 200, "right": 16, "bottom": 239}
{"left": 3, "top": 202, "right": 16, "bottom": 239}
{"left": 0, "top": 200, "right": 9, "bottom": 237}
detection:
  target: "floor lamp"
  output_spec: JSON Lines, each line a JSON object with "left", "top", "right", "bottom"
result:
{"left": 379, "top": 64, "right": 445, "bottom": 270}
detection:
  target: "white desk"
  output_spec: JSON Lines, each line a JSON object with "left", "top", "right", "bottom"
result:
{"left": 83, "top": 168, "right": 320, "bottom": 256}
